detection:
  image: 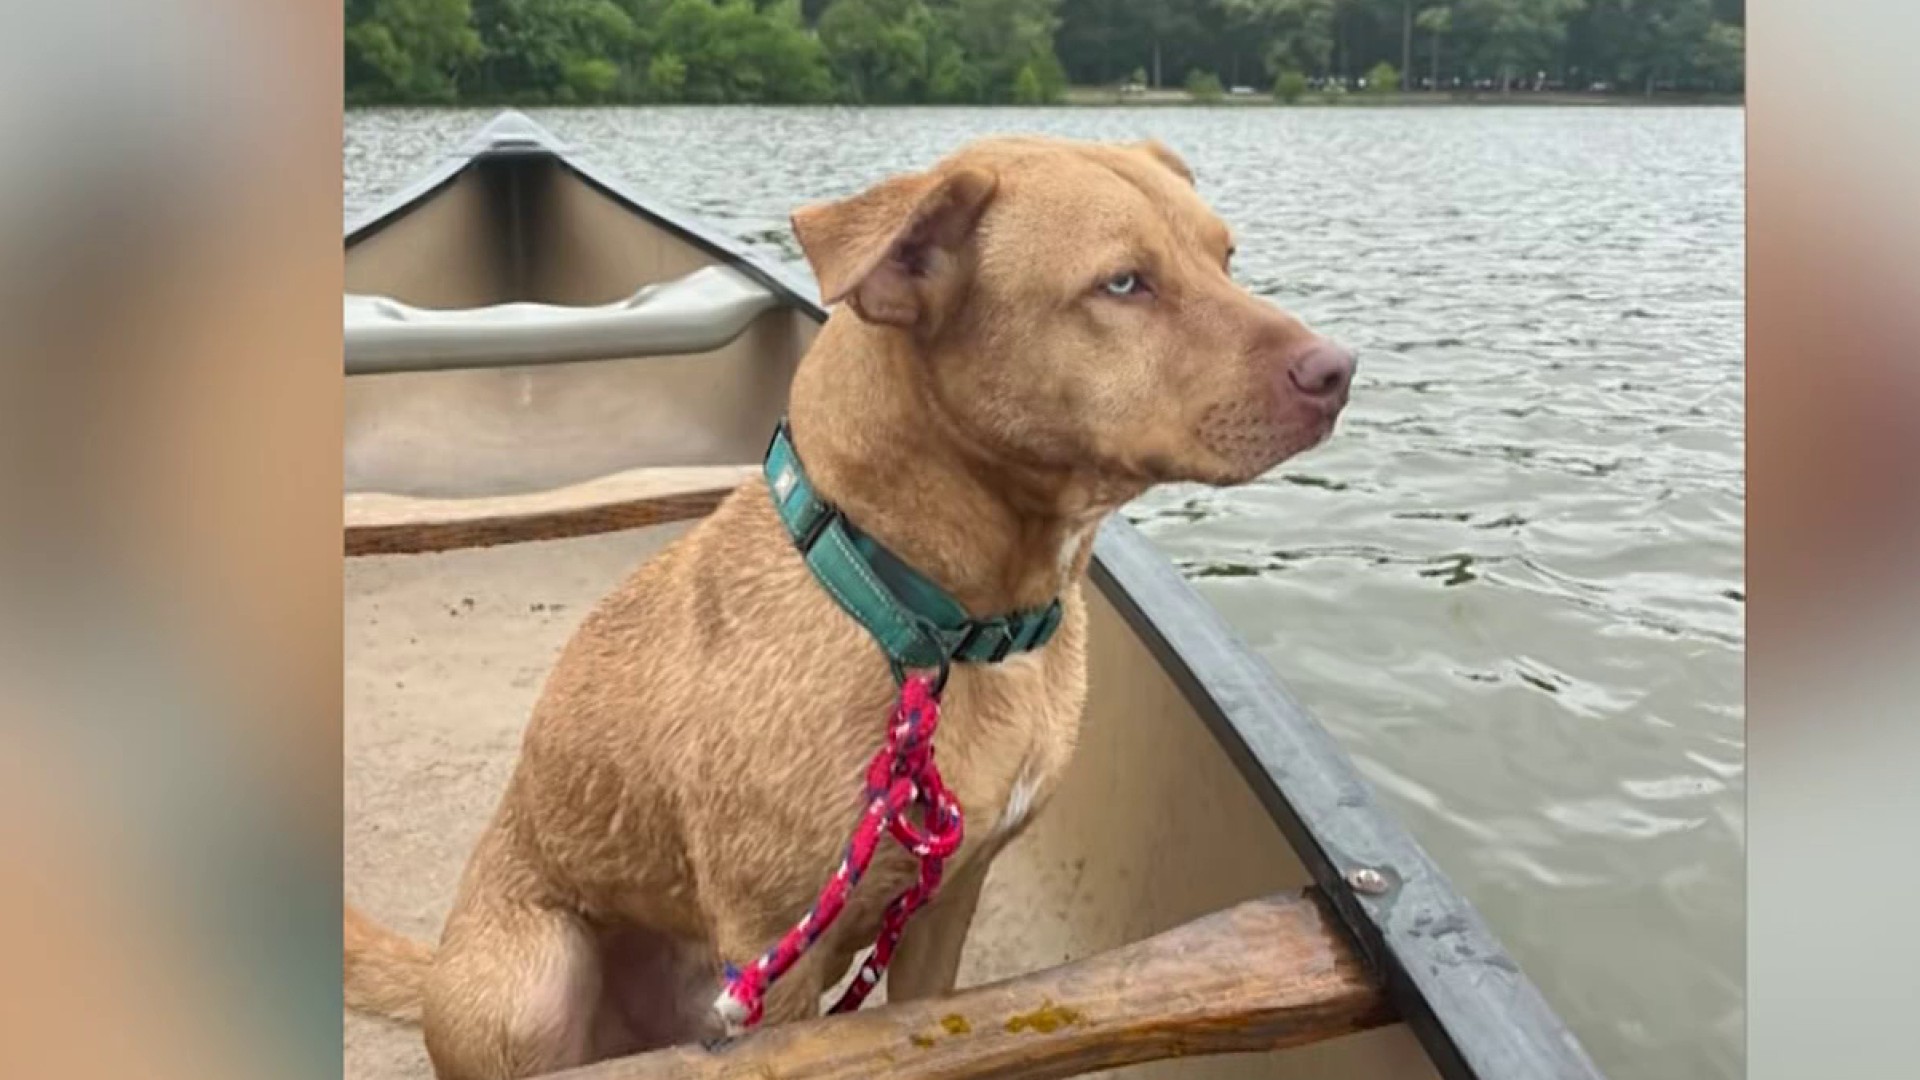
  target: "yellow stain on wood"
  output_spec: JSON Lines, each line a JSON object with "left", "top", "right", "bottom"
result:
{"left": 1004, "top": 999, "right": 1085, "bottom": 1034}
{"left": 939, "top": 1015, "right": 972, "bottom": 1036}
{"left": 909, "top": 1034, "right": 936, "bottom": 1049}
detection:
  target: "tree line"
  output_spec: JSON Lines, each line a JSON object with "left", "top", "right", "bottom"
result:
{"left": 345, "top": 0, "right": 1744, "bottom": 106}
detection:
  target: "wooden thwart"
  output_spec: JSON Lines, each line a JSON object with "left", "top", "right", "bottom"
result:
{"left": 345, "top": 465, "right": 756, "bottom": 556}
{"left": 549, "top": 889, "right": 1393, "bottom": 1080}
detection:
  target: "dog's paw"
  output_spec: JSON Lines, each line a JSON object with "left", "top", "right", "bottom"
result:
{"left": 705, "top": 989, "right": 752, "bottom": 1046}
{"left": 699, "top": 1032, "right": 742, "bottom": 1054}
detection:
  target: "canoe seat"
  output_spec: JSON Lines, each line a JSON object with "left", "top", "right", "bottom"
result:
{"left": 345, "top": 464, "right": 757, "bottom": 555}
{"left": 550, "top": 889, "right": 1394, "bottom": 1080}
{"left": 344, "top": 265, "right": 781, "bottom": 375}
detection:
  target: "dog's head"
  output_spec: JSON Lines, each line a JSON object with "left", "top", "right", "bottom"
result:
{"left": 791, "top": 136, "right": 1353, "bottom": 489}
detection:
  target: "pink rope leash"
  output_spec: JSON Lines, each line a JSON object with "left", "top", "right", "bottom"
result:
{"left": 713, "top": 673, "right": 963, "bottom": 1032}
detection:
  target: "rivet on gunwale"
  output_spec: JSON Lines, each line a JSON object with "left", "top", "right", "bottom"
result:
{"left": 1347, "top": 867, "right": 1391, "bottom": 895}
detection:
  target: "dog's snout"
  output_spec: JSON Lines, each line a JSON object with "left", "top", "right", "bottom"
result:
{"left": 1286, "top": 340, "right": 1356, "bottom": 404}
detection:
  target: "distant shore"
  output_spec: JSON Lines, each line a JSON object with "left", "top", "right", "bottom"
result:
{"left": 1061, "top": 86, "right": 1744, "bottom": 108}
{"left": 348, "top": 89, "right": 1745, "bottom": 109}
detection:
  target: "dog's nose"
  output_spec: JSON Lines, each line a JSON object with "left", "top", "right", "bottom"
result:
{"left": 1286, "top": 340, "right": 1356, "bottom": 404}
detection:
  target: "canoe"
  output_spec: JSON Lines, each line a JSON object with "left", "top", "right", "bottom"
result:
{"left": 343, "top": 111, "right": 1603, "bottom": 1080}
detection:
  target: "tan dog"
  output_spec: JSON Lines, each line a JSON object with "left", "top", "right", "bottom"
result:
{"left": 345, "top": 135, "right": 1354, "bottom": 1080}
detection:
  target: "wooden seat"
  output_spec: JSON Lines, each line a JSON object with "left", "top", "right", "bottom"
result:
{"left": 551, "top": 889, "right": 1393, "bottom": 1080}
{"left": 345, "top": 464, "right": 754, "bottom": 556}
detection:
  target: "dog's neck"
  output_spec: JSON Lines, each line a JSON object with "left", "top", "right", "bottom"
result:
{"left": 786, "top": 318, "right": 1138, "bottom": 617}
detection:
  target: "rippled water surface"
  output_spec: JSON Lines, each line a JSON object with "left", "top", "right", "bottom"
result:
{"left": 347, "top": 106, "right": 1744, "bottom": 1079}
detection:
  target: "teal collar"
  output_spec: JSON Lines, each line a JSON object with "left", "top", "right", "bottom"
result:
{"left": 764, "top": 420, "right": 1063, "bottom": 683}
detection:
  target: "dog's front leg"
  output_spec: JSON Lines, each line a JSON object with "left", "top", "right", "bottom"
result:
{"left": 885, "top": 855, "right": 990, "bottom": 1002}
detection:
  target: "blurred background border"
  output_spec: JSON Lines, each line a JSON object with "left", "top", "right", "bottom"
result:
{"left": 0, "top": 2, "right": 1913, "bottom": 1077}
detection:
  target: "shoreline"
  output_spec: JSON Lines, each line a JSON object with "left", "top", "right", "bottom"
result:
{"left": 347, "top": 94, "right": 1745, "bottom": 110}
{"left": 1065, "top": 88, "right": 1743, "bottom": 108}
{"left": 347, "top": 88, "right": 1743, "bottom": 111}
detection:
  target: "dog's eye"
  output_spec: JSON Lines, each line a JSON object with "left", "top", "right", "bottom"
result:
{"left": 1101, "top": 272, "right": 1146, "bottom": 297}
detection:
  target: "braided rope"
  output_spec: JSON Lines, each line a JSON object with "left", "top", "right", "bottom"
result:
{"left": 714, "top": 674, "right": 962, "bottom": 1032}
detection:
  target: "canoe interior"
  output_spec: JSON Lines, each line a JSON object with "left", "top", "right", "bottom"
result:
{"left": 344, "top": 146, "right": 1440, "bottom": 1079}
{"left": 344, "top": 527, "right": 1437, "bottom": 1080}
{"left": 346, "top": 155, "right": 818, "bottom": 499}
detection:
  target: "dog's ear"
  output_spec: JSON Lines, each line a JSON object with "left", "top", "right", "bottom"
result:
{"left": 1131, "top": 140, "right": 1195, "bottom": 186}
{"left": 790, "top": 167, "right": 997, "bottom": 329}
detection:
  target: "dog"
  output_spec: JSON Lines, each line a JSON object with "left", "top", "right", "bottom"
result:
{"left": 345, "top": 135, "right": 1354, "bottom": 1079}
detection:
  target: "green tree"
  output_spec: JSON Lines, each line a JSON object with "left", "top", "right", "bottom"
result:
{"left": 466, "top": 0, "right": 636, "bottom": 102}
{"left": 1626, "top": 0, "right": 1713, "bottom": 95}
{"left": 339, "top": 0, "right": 1742, "bottom": 105}
{"left": 1569, "top": 0, "right": 1735, "bottom": 90}
{"left": 1455, "top": 0, "right": 1583, "bottom": 91}
{"left": 1222, "top": 0, "right": 1337, "bottom": 78}
{"left": 646, "top": 51, "right": 688, "bottom": 100}
{"left": 927, "top": 36, "right": 988, "bottom": 100}
{"left": 1692, "top": 19, "right": 1741, "bottom": 90}
{"left": 347, "top": 23, "right": 413, "bottom": 101}
{"left": 1416, "top": 4, "right": 1451, "bottom": 87}
{"left": 1273, "top": 67, "right": 1309, "bottom": 100}
{"left": 942, "top": 0, "right": 1067, "bottom": 102}
{"left": 346, "top": 0, "right": 483, "bottom": 103}
{"left": 650, "top": 0, "right": 722, "bottom": 100}
{"left": 1364, "top": 58, "right": 1399, "bottom": 91}
{"left": 1035, "top": 51, "right": 1070, "bottom": 99}
{"left": 562, "top": 56, "right": 620, "bottom": 100}
{"left": 820, "top": 0, "right": 937, "bottom": 103}
{"left": 735, "top": 0, "right": 836, "bottom": 102}
{"left": 1185, "top": 68, "right": 1225, "bottom": 100}
{"left": 1012, "top": 63, "right": 1047, "bottom": 101}
{"left": 653, "top": 0, "right": 832, "bottom": 103}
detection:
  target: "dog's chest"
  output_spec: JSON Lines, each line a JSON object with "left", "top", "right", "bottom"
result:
{"left": 947, "top": 653, "right": 1084, "bottom": 851}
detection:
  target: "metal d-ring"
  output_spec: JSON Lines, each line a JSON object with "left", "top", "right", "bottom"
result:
{"left": 888, "top": 653, "right": 952, "bottom": 697}
{"left": 888, "top": 620, "right": 953, "bottom": 696}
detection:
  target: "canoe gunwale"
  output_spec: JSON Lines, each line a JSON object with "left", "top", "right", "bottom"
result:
{"left": 343, "top": 110, "right": 1605, "bottom": 1080}
{"left": 1089, "top": 527, "right": 1605, "bottom": 1080}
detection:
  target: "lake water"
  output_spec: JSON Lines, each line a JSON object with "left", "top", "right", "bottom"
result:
{"left": 346, "top": 106, "right": 1744, "bottom": 1080}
